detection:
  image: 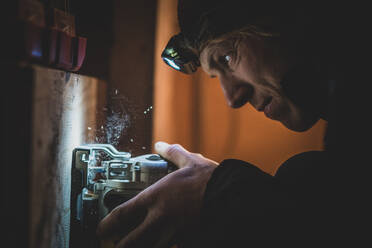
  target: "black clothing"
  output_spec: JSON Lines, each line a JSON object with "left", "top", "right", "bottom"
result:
{"left": 188, "top": 152, "right": 331, "bottom": 248}
{"left": 187, "top": 24, "right": 371, "bottom": 248}
{"left": 178, "top": 2, "right": 370, "bottom": 247}
{"left": 188, "top": 71, "right": 370, "bottom": 247}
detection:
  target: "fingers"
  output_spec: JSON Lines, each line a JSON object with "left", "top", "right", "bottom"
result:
{"left": 96, "top": 195, "right": 147, "bottom": 240}
{"left": 155, "top": 141, "right": 218, "bottom": 169}
{"left": 155, "top": 142, "right": 192, "bottom": 168}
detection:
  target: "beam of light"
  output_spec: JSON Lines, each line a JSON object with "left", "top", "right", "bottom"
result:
{"left": 59, "top": 74, "right": 85, "bottom": 246}
{"left": 163, "top": 57, "right": 180, "bottom": 70}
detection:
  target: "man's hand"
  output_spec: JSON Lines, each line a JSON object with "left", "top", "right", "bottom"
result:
{"left": 96, "top": 141, "right": 218, "bottom": 248}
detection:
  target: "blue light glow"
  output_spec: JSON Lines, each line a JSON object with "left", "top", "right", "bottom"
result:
{"left": 31, "top": 49, "right": 42, "bottom": 58}
{"left": 163, "top": 58, "right": 180, "bottom": 70}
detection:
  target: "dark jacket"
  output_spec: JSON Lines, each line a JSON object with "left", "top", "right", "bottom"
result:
{"left": 185, "top": 18, "right": 370, "bottom": 247}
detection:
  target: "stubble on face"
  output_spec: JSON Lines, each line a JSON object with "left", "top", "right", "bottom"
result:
{"left": 200, "top": 36, "right": 320, "bottom": 132}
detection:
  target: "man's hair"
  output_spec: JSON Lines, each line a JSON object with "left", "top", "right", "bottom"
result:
{"left": 177, "top": 0, "right": 296, "bottom": 55}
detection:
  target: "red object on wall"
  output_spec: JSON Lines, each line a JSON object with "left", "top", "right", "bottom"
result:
{"left": 11, "top": 6, "right": 87, "bottom": 71}
{"left": 71, "top": 36, "right": 87, "bottom": 71}
{"left": 55, "top": 31, "right": 73, "bottom": 70}
{"left": 44, "top": 29, "right": 87, "bottom": 71}
{"left": 45, "top": 28, "right": 58, "bottom": 65}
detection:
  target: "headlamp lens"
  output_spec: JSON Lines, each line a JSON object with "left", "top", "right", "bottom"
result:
{"left": 163, "top": 57, "right": 181, "bottom": 71}
{"left": 161, "top": 33, "right": 200, "bottom": 74}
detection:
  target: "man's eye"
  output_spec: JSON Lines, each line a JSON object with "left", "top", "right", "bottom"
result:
{"left": 219, "top": 55, "right": 232, "bottom": 66}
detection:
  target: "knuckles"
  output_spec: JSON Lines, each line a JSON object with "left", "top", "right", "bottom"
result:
{"left": 163, "top": 143, "right": 217, "bottom": 169}
{"left": 192, "top": 152, "right": 203, "bottom": 158}
{"left": 165, "top": 144, "right": 184, "bottom": 157}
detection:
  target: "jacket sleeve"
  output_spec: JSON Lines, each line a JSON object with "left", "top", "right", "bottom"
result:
{"left": 184, "top": 151, "right": 335, "bottom": 248}
{"left": 184, "top": 159, "right": 306, "bottom": 248}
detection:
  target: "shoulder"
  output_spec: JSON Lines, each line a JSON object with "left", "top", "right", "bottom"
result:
{"left": 275, "top": 151, "right": 329, "bottom": 186}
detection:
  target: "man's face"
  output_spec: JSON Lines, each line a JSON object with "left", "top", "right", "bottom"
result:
{"left": 199, "top": 36, "right": 320, "bottom": 132}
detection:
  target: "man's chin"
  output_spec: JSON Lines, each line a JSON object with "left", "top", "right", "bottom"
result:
{"left": 281, "top": 116, "right": 320, "bottom": 132}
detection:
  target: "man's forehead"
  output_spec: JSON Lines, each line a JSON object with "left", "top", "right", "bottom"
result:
{"left": 199, "top": 47, "right": 216, "bottom": 76}
{"left": 200, "top": 41, "right": 231, "bottom": 75}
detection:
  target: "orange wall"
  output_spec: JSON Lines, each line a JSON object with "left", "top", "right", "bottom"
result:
{"left": 152, "top": 0, "right": 327, "bottom": 175}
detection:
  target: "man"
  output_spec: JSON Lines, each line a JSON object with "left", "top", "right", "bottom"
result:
{"left": 97, "top": 1, "right": 368, "bottom": 247}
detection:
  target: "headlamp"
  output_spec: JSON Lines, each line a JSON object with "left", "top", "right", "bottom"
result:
{"left": 161, "top": 33, "right": 200, "bottom": 74}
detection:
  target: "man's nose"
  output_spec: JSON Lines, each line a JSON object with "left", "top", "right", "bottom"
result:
{"left": 218, "top": 75, "right": 252, "bottom": 108}
{"left": 218, "top": 75, "right": 234, "bottom": 106}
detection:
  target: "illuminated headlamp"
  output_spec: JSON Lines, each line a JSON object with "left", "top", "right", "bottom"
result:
{"left": 161, "top": 33, "right": 200, "bottom": 74}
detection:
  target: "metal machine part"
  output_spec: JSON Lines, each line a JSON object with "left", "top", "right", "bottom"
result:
{"left": 70, "top": 144, "right": 176, "bottom": 248}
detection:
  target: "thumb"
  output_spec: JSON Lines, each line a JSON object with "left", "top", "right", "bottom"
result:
{"left": 154, "top": 141, "right": 192, "bottom": 168}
